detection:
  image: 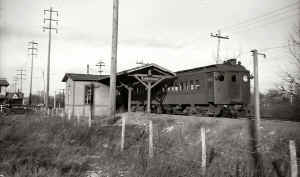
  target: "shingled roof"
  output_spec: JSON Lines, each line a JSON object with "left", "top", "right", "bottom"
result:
{"left": 0, "top": 78, "right": 9, "bottom": 86}
{"left": 62, "top": 73, "right": 109, "bottom": 82}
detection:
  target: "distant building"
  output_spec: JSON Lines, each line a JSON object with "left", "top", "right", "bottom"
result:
{"left": 0, "top": 78, "right": 9, "bottom": 101}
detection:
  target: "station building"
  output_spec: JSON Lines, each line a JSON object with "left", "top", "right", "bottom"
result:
{"left": 62, "top": 63, "right": 175, "bottom": 118}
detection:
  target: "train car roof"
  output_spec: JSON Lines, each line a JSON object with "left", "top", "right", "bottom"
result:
{"left": 176, "top": 63, "right": 248, "bottom": 74}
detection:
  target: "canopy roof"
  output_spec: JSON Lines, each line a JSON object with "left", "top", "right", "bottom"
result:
{"left": 98, "top": 63, "right": 176, "bottom": 86}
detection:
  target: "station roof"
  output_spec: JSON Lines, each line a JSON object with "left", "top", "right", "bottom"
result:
{"left": 61, "top": 73, "right": 108, "bottom": 82}
{"left": 0, "top": 78, "right": 9, "bottom": 86}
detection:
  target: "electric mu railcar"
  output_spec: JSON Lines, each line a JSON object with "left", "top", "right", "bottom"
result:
{"left": 128, "top": 59, "right": 250, "bottom": 117}
{"left": 159, "top": 59, "right": 251, "bottom": 117}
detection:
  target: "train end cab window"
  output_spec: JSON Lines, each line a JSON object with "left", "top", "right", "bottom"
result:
{"left": 232, "top": 75, "right": 237, "bottom": 82}
{"left": 215, "top": 74, "right": 224, "bottom": 82}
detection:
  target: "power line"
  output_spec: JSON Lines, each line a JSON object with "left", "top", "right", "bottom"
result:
{"left": 260, "top": 44, "right": 291, "bottom": 52}
{"left": 221, "top": 1, "right": 299, "bottom": 32}
{"left": 229, "top": 11, "right": 299, "bottom": 34}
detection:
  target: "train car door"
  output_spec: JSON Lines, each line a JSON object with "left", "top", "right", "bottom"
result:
{"left": 230, "top": 72, "right": 241, "bottom": 102}
{"left": 207, "top": 72, "right": 214, "bottom": 103}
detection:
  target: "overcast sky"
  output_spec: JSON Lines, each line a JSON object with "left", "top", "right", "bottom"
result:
{"left": 0, "top": 0, "right": 299, "bottom": 96}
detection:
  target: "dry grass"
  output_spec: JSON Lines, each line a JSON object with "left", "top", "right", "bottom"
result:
{"left": 0, "top": 112, "right": 299, "bottom": 177}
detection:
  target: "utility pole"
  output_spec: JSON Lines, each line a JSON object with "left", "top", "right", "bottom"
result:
{"left": 28, "top": 41, "right": 38, "bottom": 105}
{"left": 136, "top": 59, "right": 146, "bottom": 65}
{"left": 13, "top": 77, "right": 18, "bottom": 92}
{"left": 43, "top": 7, "right": 59, "bottom": 109}
{"left": 87, "top": 64, "right": 90, "bottom": 74}
{"left": 109, "top": 0, "right": 119, "bottom": 117}
{"left": 210, "top": 30, "right": 229, "bottom": 64}
{"left": 59, "top": 88, "right": 65, "bottom": 108}
{"left": 42, "top": 71, "right": 46, "bottom": 105}
{"left": 96, "top": 60, "right": 105, "bottom": 75}
{"left": 16, "top": 69, "right": 26, "bottom": 93}
{"left": 251, "top": 49, "right": 266, "bottom": 177}
{"left": 53, "top": 90, "right": 56, "bottom": 109}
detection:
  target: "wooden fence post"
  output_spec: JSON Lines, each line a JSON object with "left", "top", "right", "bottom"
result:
{"left": 149, "top": 120, "right": 153, "bottom": 158}
{"left": 121, "top": 115, "right": 126, "bottom": 151}
{"left": 289, "top": 140, "right": 298, "bottom": 177}
{"left": 77, "top": 110, "right": 80, "bottom": 125}
{"left": 201, "top": 127, "right": 206, "bottom": 176}
{"left": 88, "top": 111, "right": 92, "bottom": 128}
{"left": 68, "top": 109, "right": 71, "bottom": 120}
{"left": 60, "top": 109, "right": 64, "bottom": 118}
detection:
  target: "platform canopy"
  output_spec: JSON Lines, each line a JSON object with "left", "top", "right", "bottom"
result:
{"left": 100, "top": 63, "right": 176, "bottom": 86}
{"left": 100, "top": 63, "right": 176, "bottom": 113}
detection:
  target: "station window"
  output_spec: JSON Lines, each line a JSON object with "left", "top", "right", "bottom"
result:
{"left": 84, "top": 85, "right": 94, "bottom": 105}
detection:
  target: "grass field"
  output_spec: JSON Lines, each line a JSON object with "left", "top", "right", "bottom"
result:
{"left": 0, "top": 112, "right": 299, "bottom": 177}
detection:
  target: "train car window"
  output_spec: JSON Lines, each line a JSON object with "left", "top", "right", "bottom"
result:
{"left": 217, "top": 75, "right": 224, "bottom": 81}
{"left": 195, "top": 80, "right": 200, "bottom": 90}
{"left": 190, "top": 80, "right": 194, "bottom": 90}
{"left": 186, "top": 82, "right": 189, "bottom": 90}
{"left": 173, "top": 83, "right": 179, "bottom": 92}
{"left": 232, "top": 75, "right": 237, "bottom": 82}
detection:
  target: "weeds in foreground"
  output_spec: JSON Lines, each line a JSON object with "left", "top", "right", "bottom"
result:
{"left": 0, "top": 114, "right": 297, "bottom": 177}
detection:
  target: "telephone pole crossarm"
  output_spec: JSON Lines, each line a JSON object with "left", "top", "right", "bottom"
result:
{"left": 96, "top": 60, "right": 105, "bottom": 75}
{"left": 210, "top": 30, "right": 230, "bottom": 64}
